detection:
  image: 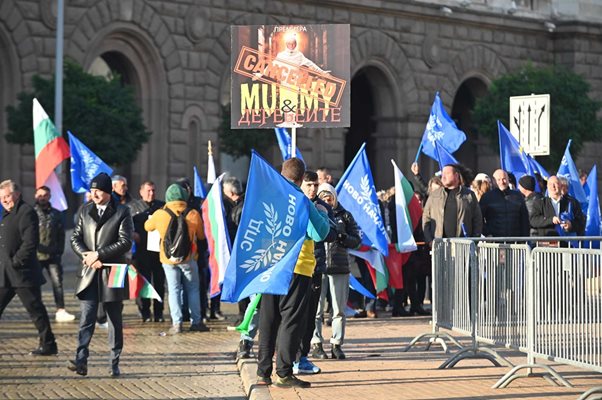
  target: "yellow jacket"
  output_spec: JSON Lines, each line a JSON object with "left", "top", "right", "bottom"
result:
{"left": 144, "top": 201, "right": 205, "bottom": 265}
{"left": 293, "top": 240, "right": 316, "bottom": 277}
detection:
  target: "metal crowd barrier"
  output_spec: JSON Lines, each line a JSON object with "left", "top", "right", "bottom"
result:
{"left": 404, "top": 236, "right": 602, "bottom": 392}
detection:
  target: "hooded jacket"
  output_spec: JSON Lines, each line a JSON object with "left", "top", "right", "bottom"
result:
{"left": 317, "top": 183, "right": 361, "bottom": 275}
{"left": 144, "top": 201, "right": 205, "bottom": 265}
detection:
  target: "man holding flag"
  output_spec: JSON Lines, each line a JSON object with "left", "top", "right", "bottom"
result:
{"left": 69, "top": 172, "right": 134, "bottom": 377}
{"left": 256, "top": 158, "right": 331, "bottom": 389}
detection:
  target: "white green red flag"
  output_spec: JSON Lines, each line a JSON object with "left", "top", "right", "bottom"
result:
{"left": 349, "top": 246, "right": 389, "bottom": 296}
{"left": 106, "top": 264, "right": 161, "bottom": 301}
{"left": 391, "top": 160, "right": 421, "bottom": 252}
{"left": 107, "top": 264, "right": 128, "bottom": 288}
{"left": 201, "top": 173, "right": 231, "bottom": 297}
{"left": 33, "top": 98, "right": 70, "bottom": 211}
{"left": 127, "top": 264, "right": 162, "bottom": 301}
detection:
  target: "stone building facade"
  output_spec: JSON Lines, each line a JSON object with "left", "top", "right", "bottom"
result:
{"left": 1, "top": 0, "right": 601, "bottom": 198}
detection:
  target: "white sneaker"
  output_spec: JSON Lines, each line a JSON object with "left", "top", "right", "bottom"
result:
{"left": 55, "top": 309, "right": 76, "bottom": 322}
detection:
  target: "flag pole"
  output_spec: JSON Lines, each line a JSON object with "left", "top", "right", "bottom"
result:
{"left": 291, "top": 127, "right": 296, "bottom": 158}
{"left": 414, "top": 141, "right": 423, "bottom": 163}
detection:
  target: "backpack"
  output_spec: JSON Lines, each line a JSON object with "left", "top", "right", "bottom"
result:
{"left": 162, "top": 207, "right": 192, "bottom": 263}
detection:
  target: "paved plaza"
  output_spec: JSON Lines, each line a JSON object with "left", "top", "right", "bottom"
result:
{"left": 1, "top": 264, "right": 602, "bottom": 400}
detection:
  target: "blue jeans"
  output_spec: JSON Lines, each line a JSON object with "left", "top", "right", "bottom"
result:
{"left": 162, "top": 260, "right": 201, "bottom": 326}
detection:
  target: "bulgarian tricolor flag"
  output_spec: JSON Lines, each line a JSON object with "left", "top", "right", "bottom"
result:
{"left": 33, "top": 99, "right": 70, "bottom": 211}
{"left": 127, "top": 264, "right": 162, "bottom": 301}
{"left": 201, "top": 173, "right": 231, "bottom": 297}
{"left": 349, "top": 246, "right": 389, "bottom": 298}
{"left": 391, "top": 160, "right": 421, "bottom": 252}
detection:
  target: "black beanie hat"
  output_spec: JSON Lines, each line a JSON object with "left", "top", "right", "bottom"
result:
{"left": 90, "top": 173, "right": 113, "bottom": 194}
{"left": 518, "top": 175, "right": 535, "bottom": 192}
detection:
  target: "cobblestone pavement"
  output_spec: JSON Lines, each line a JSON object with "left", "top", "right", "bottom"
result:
{"left": 244, "top": 317, "right": 602, "bottom": 400}
{"left": 0, "top": 265, "right": 245, "bottom": 400}
{"left": 3, "top": 262, "right": 602, "bottom": 400}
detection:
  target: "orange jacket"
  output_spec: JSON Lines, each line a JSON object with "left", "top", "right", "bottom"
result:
{"left": 144, "top": 201, "right": 205, "bottom": 265}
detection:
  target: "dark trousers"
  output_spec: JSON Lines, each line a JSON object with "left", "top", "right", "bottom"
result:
{"left": 257, "top": 273, "right": 311, "bottom": 378}
{"left": 298, "top": 272, "right": 322, "bottom": 359}
{"left": 39, "top": 259, "right": 65, "bottom": 309}
{"left": 77, "top": 300, "right": 123, "bottom": 367}
{"left": 0, "top": 286, "right": 56, "bottom": 348}
{"left": 134, "top": 252, "right": 165, "bottom": 319}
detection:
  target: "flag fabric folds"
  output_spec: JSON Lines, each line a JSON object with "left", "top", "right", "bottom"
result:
{"left": 207, "top": 147, "right": 216, "bottom": 185}
{"left": 33, "top": 98, "right": 69, "bottom": 211}
{"left": 45, "top": 170, "right": 69, "bottom": 211}
{"left": 391, "top": 160, "right": 421, "bottom": 252}
{"left": 336, "top": 143, "right": 389, "bottom": 256}
{"left": 348, "top": 274, "right": 375, "bottom": 299}
{"left": 201, "top": 173, "right": 231, "bottom": 297}
{"left": 584, "top": 165, "right": 600, "bottom": 248}
{"left": 498, "top": 121, "right": 550, "bottom": 183}
{"left": 68, "top": 131, "right": 113, "bottom": 193}
{"left": 419, "top": 92, "right": 466, "bottom": 161}
{"left": 127, "top": 264, "right": 162, "bottom": 301}
{"left": 193, "top": 166, "right": 208, "bottom": 199}
{"left": 33, "top": 98, "right": 70, "bottom": 188}
{"left": 434, "top": 140, "right": 459, "bottom": 172}
{"left": 349, "top": 246, "right": 388, "bottom": 294}
{"left": 557, "top": 139, "right": 588, "bottom": 212}
{"left": 108, "top": 264, "right": 128, "bottom": 288}
{"left": 106, "top": 264, "right": 162, "bottom": 301}
{"left": 221, "top": 151, "right": 310, "bottom": 303}
{"left": 274, "top": 128, "right": 304, "bottom": 162}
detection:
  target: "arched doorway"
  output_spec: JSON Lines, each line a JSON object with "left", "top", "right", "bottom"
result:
{"left": 346, "top": 71, "right": 375, "bottom": 166}
{"left": 346, "top": 66, "right": 398, "bottom": 188}
{"left": 451, "top": 77, "right": 492, "bottom": 175}
{"left": 83, "top": 28, "right": 169, "bottom": 192}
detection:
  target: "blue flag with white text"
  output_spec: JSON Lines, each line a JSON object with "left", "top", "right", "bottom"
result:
{"left": 221, "top": 151, "right": 310, "bottom": 303}
{"left": 336, "top": 143, "right": 389, "bottom": 256}
{"left": 434, "top": 140, "right": 459, "bottom": 171}
{"left": 68, "top": 131, "right": 113, "bottom": 193}
{"left": 419, "top": 92, "right": 466, "bottom": 161}
{"left": 274, "top": 128, "right": 304, "bottom": 162}
{"left": 557, "top": 140, "right": 588, "bottom": 212}
{"left": 193, "top": 166, "right": 208, "bottom": 199}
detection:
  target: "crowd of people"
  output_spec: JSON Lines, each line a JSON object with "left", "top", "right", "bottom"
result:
{"left": 0, "top": 156, "right": 591, "bottom": 386}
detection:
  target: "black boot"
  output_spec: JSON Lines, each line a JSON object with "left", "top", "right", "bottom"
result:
{"left": 237, "top": 339, "right": 253, "bottom": 359}
{"left": 311, "top": 343, "right": 328, "bottom": 359}
{"left": 410, "top": 306, "right": 431, "bottom": 316}
{"left": 331, "top": 344, "right": 346, "bottom": 360}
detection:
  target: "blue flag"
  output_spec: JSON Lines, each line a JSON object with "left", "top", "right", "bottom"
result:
{"left": 419, "top": 92, "right": 466, "bottom": 161}
{"left": 193, "top": 166, "right": 207, "bottom": 199}
{"left": 221, "top": 151, "right": 310, "bottom": 303}
{"left": 336, "top": 143, "right": 389, "bottom": 256}
{"left": 349, "top": 274, "right": 375, "bottom": 299}
{"left": 584, "top": 165, "right": 600, "bottom": 248}
{"left": 434, "top": 140, "right": 459, "bottom": 171}
{"left": 274, "top": 128, "right": 304, "bottom": 162}
{"left": 557, "top": 140, "right": 588, "bottom": 212}
{"left": 498, "top": 121, "right": 532, "bottom": 179}
{"left": 68, "top": 131, "right": 113, "bottom": 193}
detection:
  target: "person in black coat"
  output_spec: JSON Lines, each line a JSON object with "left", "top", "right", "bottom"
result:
{"left": 517, "top": 175, "right": 544, "bottom": 237}
{"left": 479, "top": 169, "right": 530, "bottom": 237}
{"left": 530, "top": 175, "right": 585, "bottom": 239}
{"left": 0, "top": 180, "right": 58, "bottom": 356}
{"left": 128, "top": 180, "right": 165, "bottom": 322}
{"left": 69, "top": 173, "right": 133, "bottom": 377}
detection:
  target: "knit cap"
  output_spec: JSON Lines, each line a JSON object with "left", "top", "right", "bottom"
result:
{"left": 165, "top": 183, "right": 188, "bottom": 202}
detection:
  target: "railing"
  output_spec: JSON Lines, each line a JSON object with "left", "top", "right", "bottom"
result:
{"left": 404, "top": 236, "right": 602, "bottom": 393}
